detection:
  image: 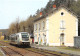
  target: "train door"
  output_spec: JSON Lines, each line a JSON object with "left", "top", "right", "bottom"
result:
{"left": 15, "top": 35, "right": 17, "bottom": 42}
{"left": 16, "top": 35, "right": 19, "bottom": 44}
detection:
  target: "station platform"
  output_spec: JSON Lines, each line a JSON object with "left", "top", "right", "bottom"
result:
{"left": 31, "top": 44, "right": 80, "bottom": 56}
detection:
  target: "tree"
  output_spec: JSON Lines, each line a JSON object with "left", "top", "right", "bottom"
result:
{"left": 19, "top": 20, "right": 26, "bottom": 32}
{"left": 54, "top": 0, "right": 74, "bottom": 7}
{"left": 8, "top": 22, "right": 16, "bottom": 35}
{"left": 8, "top": 17, "right": 20, "bottom": 35}
{"left": 15, "top": 18, "right": 20, "bottom": 33}
{"left": 25, "top": 15, "right": 34, "bottom": 34}
{"left": 8, "top": 0, "right": 80, "bottom": 36}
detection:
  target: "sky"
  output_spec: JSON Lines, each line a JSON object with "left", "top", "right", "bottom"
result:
{"left": 0, "top": 0, "right": 49, "bottom": 29}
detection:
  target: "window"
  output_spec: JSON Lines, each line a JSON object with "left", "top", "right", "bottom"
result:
{"left": 34, "top": 24, "right": 37, "bottom": 31}
{"left": 43, "top": 21, "right": 45, "bottom": 30}
{"left": 16, "top": 36, "right": 17, "bottom": 40}
{"left": 34, "top": 24, "right": 35, "bottom": 31}
{"left": 60, "top": 20, "right": 65, "bottom": 29}
{"left": 36, "top": 24, "right": 37, "bottom": 30}
{"left": 61, "top": 12, "right": 64, "bottom": 16}
{"left": 34, "top": 35, "right": 37, "bottom": 42}
{"left": 17, "top": 35, "right": 19, "bottom": 37}
{"left": 39, "top": 23, "right": 41, "bottom": 30}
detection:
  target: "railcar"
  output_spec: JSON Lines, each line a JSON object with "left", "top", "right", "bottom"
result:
{"left": 10, "top": 32, "right": 30, "bottom": 46}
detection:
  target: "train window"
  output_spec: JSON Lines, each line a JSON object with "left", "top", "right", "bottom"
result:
{"left": 21, "top": 33, "right": 29, "bottom": 38}
{"left": 16, "top": 36, "right": 17, "bottom": 40}
{"left": 22, "top": 35, "right": 29, "bottom": 38}
{"left": 17, "top": 35, "right": 19, "bottom": 37}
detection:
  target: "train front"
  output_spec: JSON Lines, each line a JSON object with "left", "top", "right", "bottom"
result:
{"left": 20, "top": 32, "right": 30, "bottom": 46}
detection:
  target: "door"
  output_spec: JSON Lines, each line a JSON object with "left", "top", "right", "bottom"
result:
{"left": 60, "top": 33, "right": 64, "bottom": 46}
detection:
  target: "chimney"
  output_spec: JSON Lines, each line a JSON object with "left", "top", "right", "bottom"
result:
{"left": 53, "top": 5, "right": 56, "bottom": 9}
{"left": 40, "top": 12, "right": 42, "bottom": 17}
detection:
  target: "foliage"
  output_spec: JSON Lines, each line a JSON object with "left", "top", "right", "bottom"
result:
{"left": 8, "top": 0, "right": 80, "bottom": 36}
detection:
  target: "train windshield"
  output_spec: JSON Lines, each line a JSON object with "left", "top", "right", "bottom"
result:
{"left": 21, "top": 33, "right": 29, "bottom": 38}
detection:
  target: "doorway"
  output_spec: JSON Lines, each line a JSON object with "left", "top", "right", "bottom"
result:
{"left": 60, "top": 33, "right": 65, "bottom": 46}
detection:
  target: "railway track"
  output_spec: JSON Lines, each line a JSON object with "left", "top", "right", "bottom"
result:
{"left": 0, "top": 41, "right": 44, "bottom": 56}
{"left": 1, "top": 47, "right": 24, "bottom": 56}
{"left": 0, "top": 41, "right": 25, "bottom": 56}
{"left": 25, "top": 48, "right": 71, "bottom": 56}
{"left": 0, "top": 41, "right": 10, "bottom": 46}
{"left": 0, "top": 41, "right": 71, "bottom": 56}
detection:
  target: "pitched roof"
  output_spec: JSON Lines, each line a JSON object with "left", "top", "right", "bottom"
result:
{"left": 34, "top": 5, "right": 79, "bottom": 22}
{"left": 34, "top": 16, "right": 46, "bottom": 22}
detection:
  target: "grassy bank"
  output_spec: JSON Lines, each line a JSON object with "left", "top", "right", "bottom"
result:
{"left": 58, "top": 46, "right": 80, "bottom": 51}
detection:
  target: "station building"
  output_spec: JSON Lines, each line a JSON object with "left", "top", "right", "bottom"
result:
{"left": 34, "top": 5, "right": 78, "bottom": 46}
